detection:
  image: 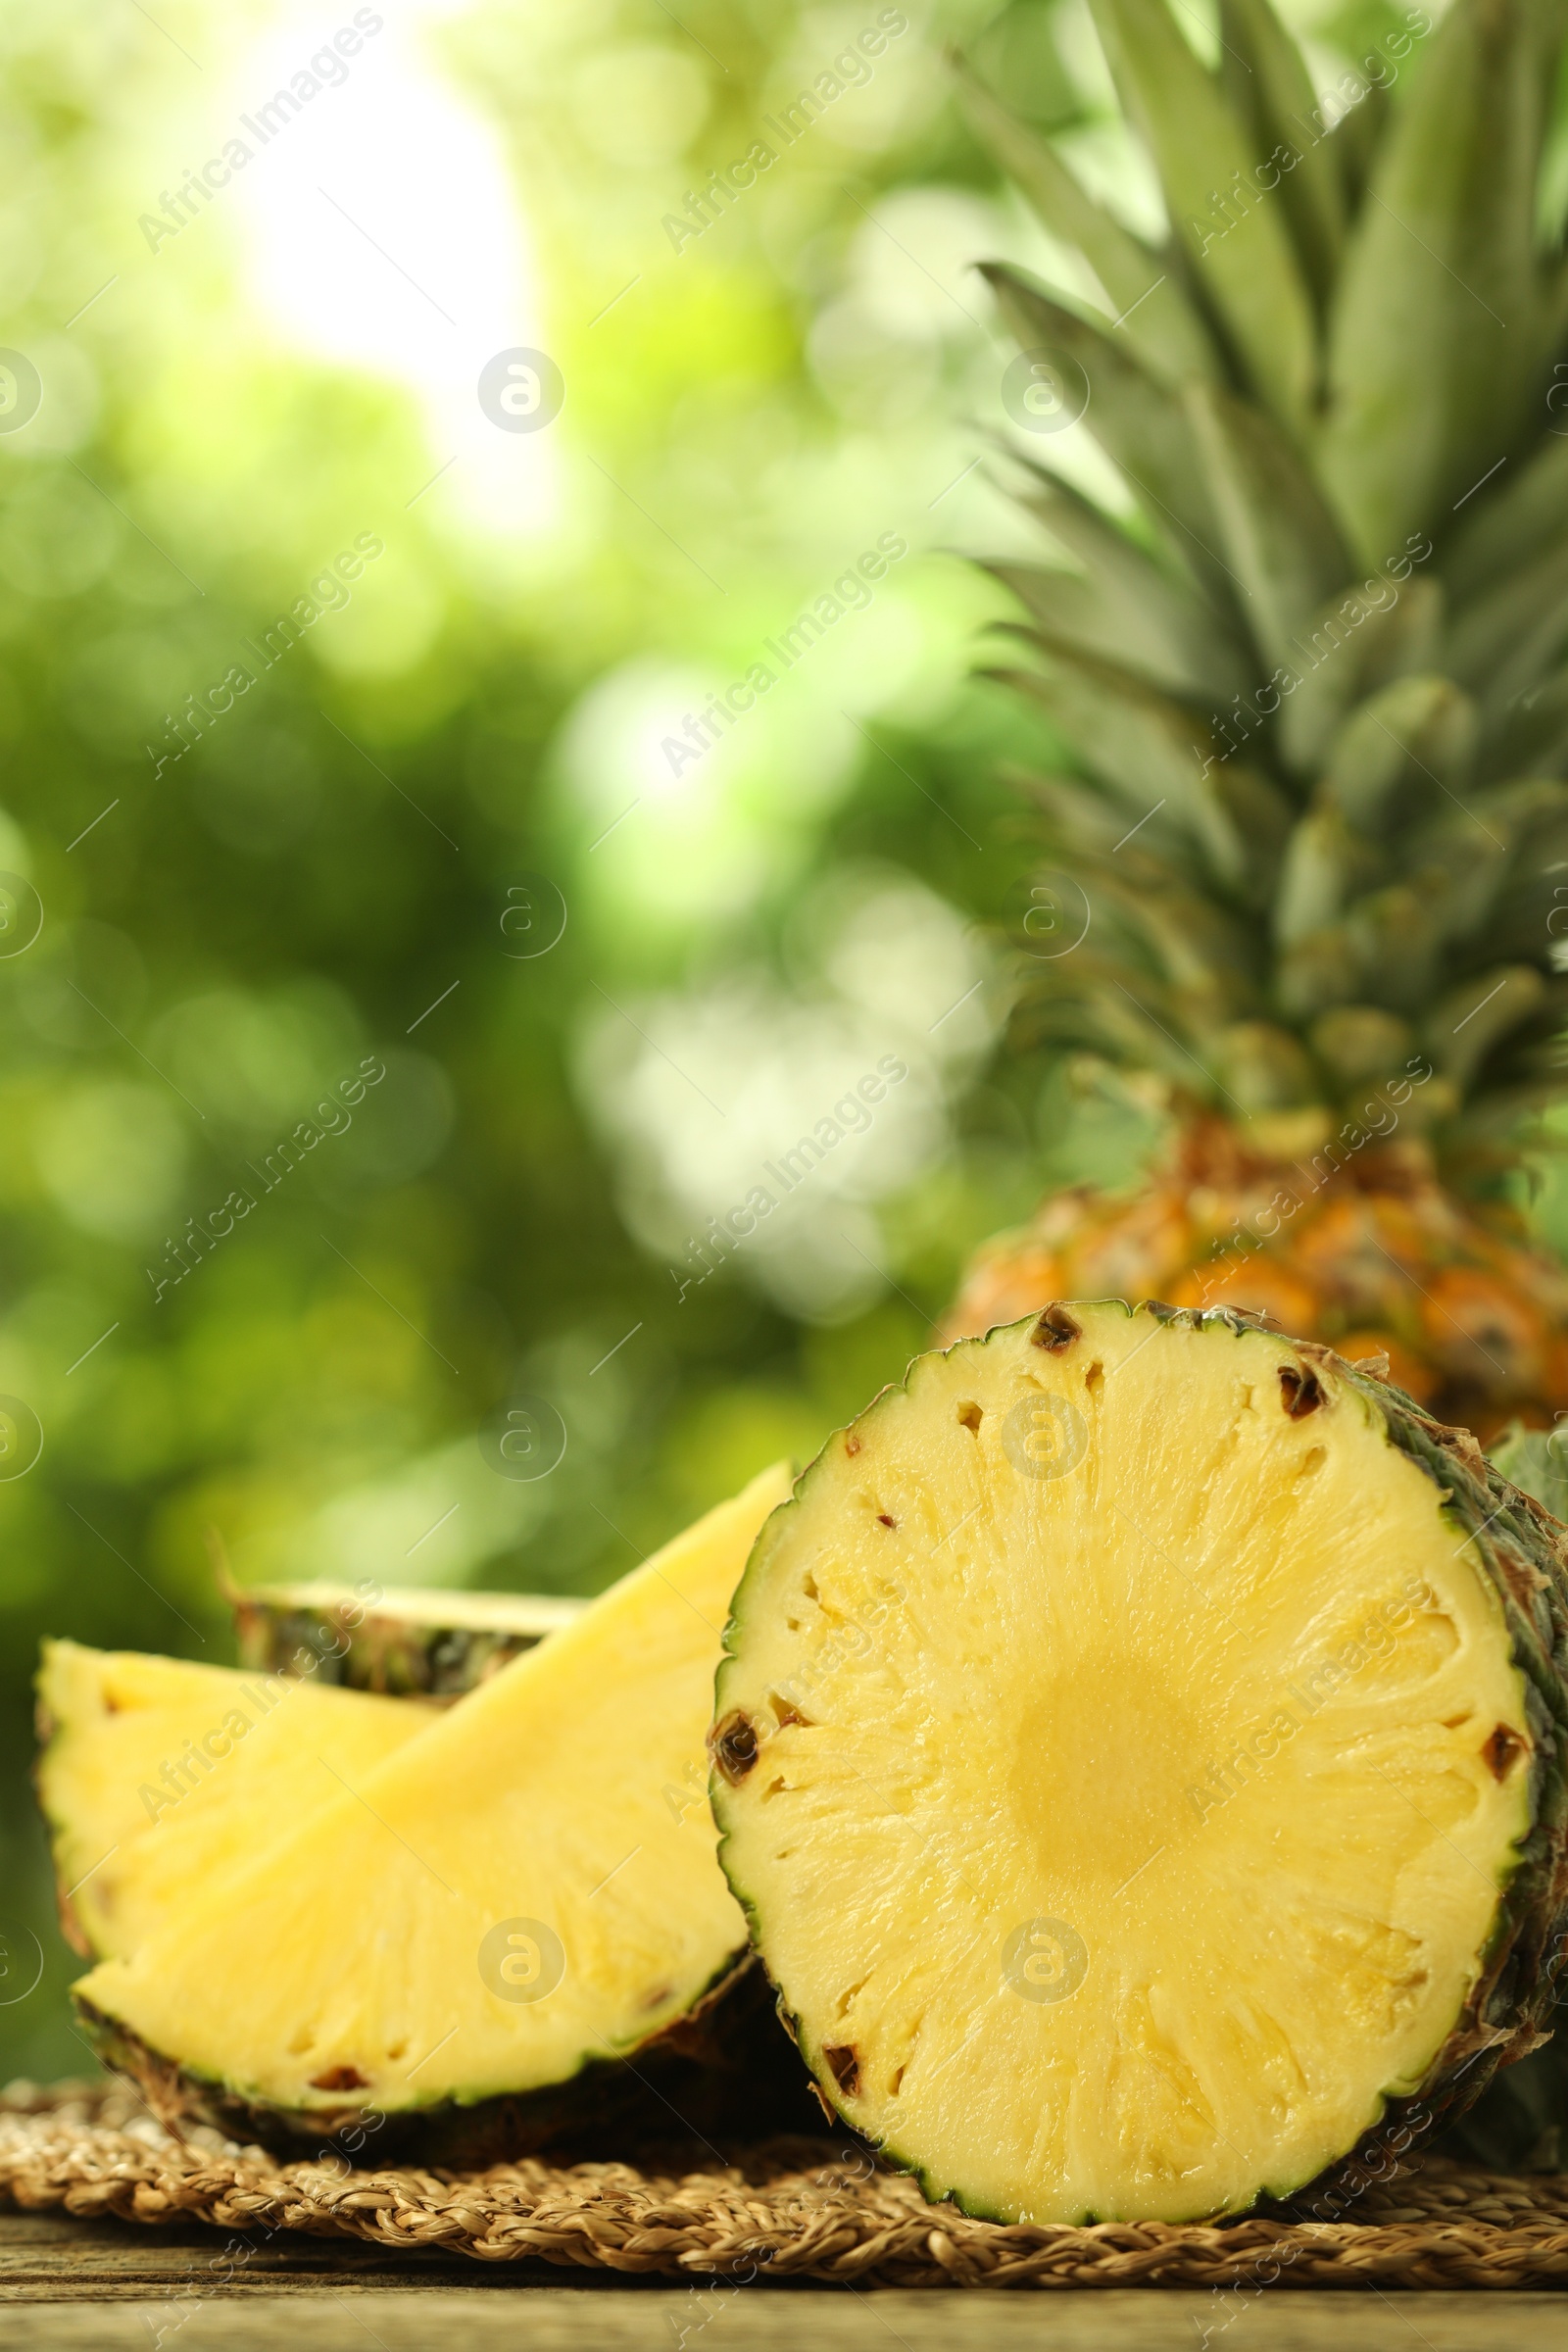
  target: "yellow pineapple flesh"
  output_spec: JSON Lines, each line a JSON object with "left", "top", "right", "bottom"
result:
{"left": 35, "top": 1644, "right": 432, "bottom": 1962}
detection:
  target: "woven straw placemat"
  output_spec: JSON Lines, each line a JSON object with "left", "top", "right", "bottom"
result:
{"left": 5, "top": 2080, "right": 1568, "bottom": 2290}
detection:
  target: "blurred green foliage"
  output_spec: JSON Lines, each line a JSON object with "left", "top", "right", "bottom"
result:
{"left": 0, "top": 0, "right": 1054, "bottom": 2082}
{"left": 3, "top": 0, "right": 1566, "bottom": 2083}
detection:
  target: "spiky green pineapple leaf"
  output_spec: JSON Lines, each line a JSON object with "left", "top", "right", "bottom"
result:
{"left": 1012, "top": 931, "right": 1218, "bottom": 1067}
{"left": 963, "top": 0, "right": 1568, "bottom": 1148}
{"left": 1002, "top": 459, "right": 1248, "bottom": 697}
{"left": 1429, "top": 965, "right": 1550, "bottom": 1090}
{"left": 1216, "top": 0, "right": 1345, "bottom": 306}
{"left": 985, "top": 564, "right": 1182, "bottom": 696}
{"left": 1318, "top": 674, "right": 1478, "bottom": 834}
{"left": 1446, "top": 541, "right": 1568, "bottom": 726}
{"left": 983, "top": 559, "right": 1225, "bottom": 700}
{"left": 978, "top": 266, "right": 1226, "bottom": 574}
{"left": 1446, "top": 434, "right": 1568, "bottom": 603}
{"left": 1324, "top": 74, "right": 1390, "bottom": 210}
{"left": 1489, "top": 673, "right": 1568, "bottom": 777}
{"left": 1273, "top": 807, "right": 1382, "bottom": 948}
{"left": 1274, "top": 868, "right": 1454, "bottom": 1020}
{"left": 951, "top": 56, "right": 1216, "bottom": 386}
{"left": 1275, "top": 575, "right": 1446, "bottom": 774}
{"left": 1182, "top": 377, "right": 1354, "bottom": 669}
{"left": 1319, "top": 0, "right": 1565, "bottom": 559}
{"left": 992, "top": 642, "right": 1292, "bottom": 905}
{"left": 1338, "top": 875, "right": 1457, "bottom": 1009}
{"left": 1023, "top": 768, "right": 1246, "bottom": 909}
{"left": 1086, "top": 0, "right": 1317, "bottom": 432}
{"left": 1452, "top": 779, "right": 1568, "bottom": 956}
{"left": 1073, "top": 864, "right": 1262, "bottom": 1020}
{"left": 1489, "top": 1424, "right": 1568, "bottom": 1521}
{"left": 1406, "top": 795, "right": 1552, "bottom": 957}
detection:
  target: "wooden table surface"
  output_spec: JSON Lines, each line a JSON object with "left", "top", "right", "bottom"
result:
{"left": 4, "top": 2211, "right": 1565, "bottom": 2347}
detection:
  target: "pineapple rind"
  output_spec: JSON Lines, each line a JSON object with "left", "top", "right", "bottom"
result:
{"left": 229, "top": 1583, "right": 583, "bottom": 1699}
{"left": 713, "top": 1304, "right": 1568, "bottom": 2223}
{"left": 74, "top": 1948, "right": 775, "bottom": 2165}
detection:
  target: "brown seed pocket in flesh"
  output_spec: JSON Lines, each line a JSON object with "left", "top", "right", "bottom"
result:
{"left": 1483, "top": 1724, "right": 1529, "bottom": 1780}
{"left": 1032, "top": 1305, "right": 1081, "bottom": 1351}
{"left": 823, "top": 2043, "right": 859, "bottom": 2096}
{"left": 1279, "top": 1365, "right": 1324, "bottom": 1418}
{"left": 710, "top": 1711, "right": 760, "bottom": 1784}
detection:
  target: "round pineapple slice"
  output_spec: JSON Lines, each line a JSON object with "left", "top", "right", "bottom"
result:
{"left": 711, "top": 1302, "right": 1568, "bottom": 2225}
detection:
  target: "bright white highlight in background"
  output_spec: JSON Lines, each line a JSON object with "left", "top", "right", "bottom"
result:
{"left": 226, "top": 0, "right": 560, "bottom": 537}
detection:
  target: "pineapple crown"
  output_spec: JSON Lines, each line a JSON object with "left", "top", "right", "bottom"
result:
{"left": 963, "top": 0, "right": 1568, "bottom": 1164}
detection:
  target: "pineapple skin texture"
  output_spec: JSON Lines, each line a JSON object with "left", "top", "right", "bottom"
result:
{"left": 949, "top": 1122, "right": 1568, "bottom": 1444}
{"left": 74, "top": 1955, "right": 802, "bottom": 2169}
{"left": 229, "top": 1586, "right": 582, "bottom": 1699}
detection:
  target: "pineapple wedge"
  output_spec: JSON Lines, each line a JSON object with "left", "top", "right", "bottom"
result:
{"left": 711, "top": 1305, "right": 1567, "bottom": 2225}
{"left": 36, "top": 1644, "right": 432, "bottom": 1962}
{"left": 74, "top": 1464, "right": 791, "bottom": 2154}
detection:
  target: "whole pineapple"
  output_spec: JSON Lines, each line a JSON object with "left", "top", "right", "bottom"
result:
{"left": 949, "top": 0, "right": 1568, "bottom": 1440}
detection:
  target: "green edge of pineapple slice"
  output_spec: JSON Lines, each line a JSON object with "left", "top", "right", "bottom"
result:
{"left": 710, "top": 1302, "right": 1568, "bottom": 2226}
{"left": 72, "top": 1945, "right": 777, "bottom": 2169}
{"left": 228, "top": 1580, "right": 585, "bottom": 1698}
